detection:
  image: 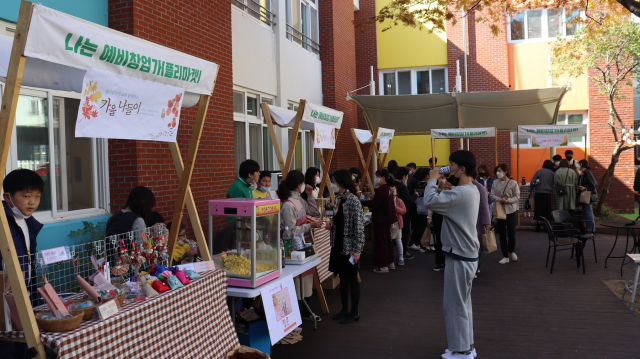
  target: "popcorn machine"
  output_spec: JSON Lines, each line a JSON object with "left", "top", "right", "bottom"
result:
{"left": 209, "top": 198, "right": 281, "bottom": 288}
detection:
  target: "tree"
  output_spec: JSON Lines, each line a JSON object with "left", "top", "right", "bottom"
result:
{"left": 359, "top": 0, "right": 636, "bottom": 36}
{"left": 550, "top": 16, "right": 640, "bottom": 214}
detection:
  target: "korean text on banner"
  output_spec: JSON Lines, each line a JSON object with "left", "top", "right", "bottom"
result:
{"left": 314, "top": 123, "right": 336, "bottom": 149}
{"left": 261, "top": 275, "right": 302, "bottom": 345}
{"left": 378, "top": 128, "right": 395, "bottom": 140}
{"left": 304, "top": 102, "right": 344, "bottom": 128}
{"left": 23, "top": 4, "right": 218, "bottom": 95}
{"left": 431, "top": 128, "right": 496, "bottom": 139}
{"left": 75, "top": 68, "right": 185, "bottom": 142}
{"left": 517, "top": 125, "right": 587, "bottom": 148}
{"left": 379, "top": 138, "right": 390, "bottom": 153}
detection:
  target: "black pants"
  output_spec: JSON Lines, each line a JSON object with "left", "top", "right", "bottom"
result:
{"left": 497, "top": 211, "right": 517, "bottom": 257}
{"left": 433, "top": 213, "right": 445, "bottom": 266}
{"left": 411, "top": 214, "right": 429, "bottom": 247}
{"left": 401, "top": 213, "right": 411, "bottom": 253}
{"left": 338, "top": 271, "right": 360, "bottom": 314}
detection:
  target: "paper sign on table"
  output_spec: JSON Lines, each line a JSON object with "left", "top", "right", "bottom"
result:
{"left": 41, "top": 246, "right": 70, "bottom": 265}
{"left": 193, "top": 261, "right": 216, "bottom": 273}
{"left": 97, "top": 299, "right": 119, "bottom": 320}
{"left": 75, "top": 68, "right": 185, "bottom": 142}
{"left": 313, "top": 122, "right": 336, "bottom": 149}
{"left": 261, "top": 275, "right": 302, "bottom": 345}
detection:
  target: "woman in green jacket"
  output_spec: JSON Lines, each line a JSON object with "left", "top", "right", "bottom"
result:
{"left": 554, "top": 159, "right": 578, "bottom": 216}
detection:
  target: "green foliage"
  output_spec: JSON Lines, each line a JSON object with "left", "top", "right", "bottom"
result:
{"left": 68, "top": 220, "right": 107, "bottom": 244}
{"left": 595, "top": 203, "right": 617, "bottom": 221}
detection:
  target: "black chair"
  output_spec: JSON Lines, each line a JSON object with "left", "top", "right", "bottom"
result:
{"left": 551, "top": 209, "right": 597, "bottom": 263}
{"left": 542, "top": 216, "right": 585, "bottom": 274}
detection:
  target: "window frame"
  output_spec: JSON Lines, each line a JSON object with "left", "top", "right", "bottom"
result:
{"left": 378, "top": 67, "right": 449, "bottom": 95}
{"left": 232, "top": 0, "right": 275, "bottom": 31}
{"left": 507, "top": 8, "right": 585, "bottom": 43}
{"left": 0, "top": 82, "right": 110, "bottom": 224}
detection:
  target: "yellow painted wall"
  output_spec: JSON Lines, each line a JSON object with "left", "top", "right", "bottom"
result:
{"left": 376, "top": 0, "right": 448, "bottom": 69}
{"left": 385, "top": 135, "right": 450, "bottom": 167}
{"left": 508, "top": 42, "right": 588, "bottom": 111}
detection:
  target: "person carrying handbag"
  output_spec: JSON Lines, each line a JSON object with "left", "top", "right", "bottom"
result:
{"left": 578, "top": 160, "right": 597, "bottom": 232}
{"left": 490, "top": 164, "right": 520, "bottom": 264}
{"left": 554, "top": 159, "right": 578, "bottom": 216}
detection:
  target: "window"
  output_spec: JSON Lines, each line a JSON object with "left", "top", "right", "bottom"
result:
{"left": 233, "top": 91, "right": 244, "bottom": 114}
{"left": 233, "top": 0, "right": 274, "bottom": 28}
{"left": 380, "top": 67, "right": 449, "bottom": 95}
{"left": 508, "top": 8, "right": 582, "bottom": 42}
{"left": 286, "top": 0, "right": 320, "bottom": 55}
{"left": 2, "top": 87, "right": 108, "bottom": 223}
{"left": 246, "top": 94, "right": 258, "bottom": 117}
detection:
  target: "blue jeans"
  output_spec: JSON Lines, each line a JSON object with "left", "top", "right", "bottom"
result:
{"left": 582, "top": 203, "right": 595, "bottom": 232}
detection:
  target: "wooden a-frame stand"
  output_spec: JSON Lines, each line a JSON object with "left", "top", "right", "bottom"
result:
{"left": 0, "top": 2, "right": 213, "bottom": 357}
{"left": 260, "top": 100, "right": 332, "bottom": 314}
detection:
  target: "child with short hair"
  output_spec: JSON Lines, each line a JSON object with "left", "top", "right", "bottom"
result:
{"left": 167, "top": 221, "right": 198, "bottom": 264}
{"left": 0, "top": 169, "right": 44, "bottom": 356}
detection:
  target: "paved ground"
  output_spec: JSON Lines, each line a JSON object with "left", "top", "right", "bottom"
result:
{"left": 271, "top": 230, "right": 640, "bottom": 359}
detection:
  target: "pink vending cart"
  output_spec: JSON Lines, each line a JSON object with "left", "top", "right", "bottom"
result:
{"left": 209, "top": 198, "right": 281, "bottom": 288}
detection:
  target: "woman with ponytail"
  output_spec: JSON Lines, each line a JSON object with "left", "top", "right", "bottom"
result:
{"left": 366, "top": 169, "right": 396, "bottom": 273}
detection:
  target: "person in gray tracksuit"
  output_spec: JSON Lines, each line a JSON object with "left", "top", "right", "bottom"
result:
{"left": 424, "top": 150, "right": 480, "bottom": 359}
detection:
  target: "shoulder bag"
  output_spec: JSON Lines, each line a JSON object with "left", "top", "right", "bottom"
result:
{"left": 557, "top": 169, "right": 570, "bottom": 196}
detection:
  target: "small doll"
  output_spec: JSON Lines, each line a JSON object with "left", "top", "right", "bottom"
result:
{"left": 119, "top": 240, "right": 131, "bottom": 265}
{"left": 111, "top": 257, "right": 129, "bottom": 276}
{"left": 130, "top": 244, "right": 146, "bottom": 272}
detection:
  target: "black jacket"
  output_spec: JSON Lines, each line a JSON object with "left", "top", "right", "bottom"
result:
{"left": 579, "top": 169, "right": 597, "bottom": 193}
{"left": 635, "top": 168, "right": 640, "bottom": 192}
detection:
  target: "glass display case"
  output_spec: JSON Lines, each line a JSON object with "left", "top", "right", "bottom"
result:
{"left": 208, "top": 198, "right": 281, "bottom": 288}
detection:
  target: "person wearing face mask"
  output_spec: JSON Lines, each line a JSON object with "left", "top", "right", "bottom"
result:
{"left": 227, "top": 159, "right": 260, "bottom": 199}
{"left": 389, "top": 182, "right": 407, "bottom": 268}
{"left": 303, "top": 167, "right": 322, "bottom": 200}
{"left": 329, "top": 173, "right": 339, "bottom": 196}
{"left": 565, "top": 150, "right": 579, "bottom": 174}
{"left": 531, "top": 160, "right": 555, "bottom": 231}
{"left": 406, "top": 162, "right": 417, "bottom": 183}
{"left": 577, "top": 160, "right": 598, "bottom": 232}
{"left": 348, "top": 167, "right": 362, "bottom": 193}
{"left": 366, "top": 169, "right": 397, "bottom": 273}
{"left": 393, "top": 167, "right": 414, "bottom": 259}
{"left": 552, "top": 155, "right": 562, "bottom": 171}
{"left": 277, "top": 170, "right": 323, "bottom": 321}
{"left": 554, "top": 159, "right": 578, "bottom": 216}
{"left": 252, "top": 171, "right": 272, "bottom": 199}
{"left": 0, "top": 170, "right": 45, "bottom": 359}
{"left": 490, "top": 164, "right": 520, "bottom": 265}
{"left": 475, "top": 165, "right": 494, "bottom": 218}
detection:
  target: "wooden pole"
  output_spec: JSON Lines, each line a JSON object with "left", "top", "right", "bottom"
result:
{"left": 363, "top": 128, "right": 379, "bottom": 181}
{"left": 167, "top": 91, "right": 213, "bottom": 265}
{"left": 351, "top": 129, "right": 374, "bottom": 196}
{"left": 0, "top": 2, "right": 45, "bottom": 357}
{"left": 168, "top": 142, "right": 211, "bottom": 261}
{"left": 317, "top": 131, "right": 338, "bottom": 203}
{"left": 282, "top": 100, "right": 306, "bottom": 179}
{"left": 261, "top": 102, "right": 286, "bottom": 172}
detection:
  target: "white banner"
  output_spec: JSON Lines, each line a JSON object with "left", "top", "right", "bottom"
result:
{"left": 303, "top": 102, "right": 344, "bottom": 128}
{"left": 431, "top": 127, "right": 496, "bottom": 139}
{"left": 379, "top": 138, "right": 390, "bottom": 153}
{"left": 314, "top": 122, "right": 336, "bottom": 149}
{"left": 261, "top": 275, "right": 302, "bottom": 345}
{"left": 24, "top": 4, "right": 218, "bottom": 95}
{"left": 518, "top": 125, "right": 587, "bottom": 147}
{"left": 75, "top": 68, "right": 185, "bottom": 142}
{"left": 378, "top": 127, "right": 395, "bottom": 140}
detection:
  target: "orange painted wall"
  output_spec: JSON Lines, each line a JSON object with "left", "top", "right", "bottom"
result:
{"left": 510, "top": 147, "right": 586, "bottom": 183}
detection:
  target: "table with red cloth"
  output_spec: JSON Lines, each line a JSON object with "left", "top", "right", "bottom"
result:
{"left": 0, "top": 269, "right": 239, "bottom": 359}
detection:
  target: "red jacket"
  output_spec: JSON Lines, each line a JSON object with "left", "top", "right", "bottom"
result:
{"left": 367, "top": 184, "right": 397, "bottom": 225}
{"left": 394, "top": 197, "right": 406, "bottom": 229}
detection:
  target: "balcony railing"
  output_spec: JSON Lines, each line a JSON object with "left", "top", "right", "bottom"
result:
{"left": 286, "top": 24, "right": 320, "bottom": 55}
{"left": 233, "top": 0, "right": 276, "bottom": 28}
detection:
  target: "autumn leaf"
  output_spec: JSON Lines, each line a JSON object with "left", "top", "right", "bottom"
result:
{"left": 168, "top": 99, "right": 173, "bottom": 108}
{"left": 91, "top": 110, "right": 98, "bottom": 118}
{"left": 81, "top": 106, "right": 92, "bottom": 120}
{"left": 175, "top": 94, "right": 181, "bottom": 102}
{"left": 92, "top": 82, "right": 97, "bottom": 92}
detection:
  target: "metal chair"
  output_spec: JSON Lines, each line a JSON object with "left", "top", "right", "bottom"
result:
{"left": 542, "top": 216, "right": 585, "bottom": 274}
{"left": 552, "top": 209, "right": 597, "bottom": 263}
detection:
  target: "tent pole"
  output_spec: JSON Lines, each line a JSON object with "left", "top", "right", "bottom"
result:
{"left": 432, "top": 138, "right": 436, "bottom": 169}
{"left": 283, "top": 100, "right": 306, "bottom": 178}
{"left": 261, "top": 102, "right": 286, "bottom": 171}
{"left": 458, "top": 138, "right": 464, "bottom": 150}
{"left": 585, "top": 126, "right": 588, "bottom": 162}
{"left": 0, "top": 2, "right": 45, "bottom": 357}
{"left": 517, "top": 133, "right": 521, "bottom": 226}
{"left": 495, "top": 130, "right": 498, "bottom": 168}
{"left": 316, "top": 147, "right": 336, "bottom": 203}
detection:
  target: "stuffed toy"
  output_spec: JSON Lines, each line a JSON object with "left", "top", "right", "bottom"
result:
{"left": 151, "top": 280, "right": 170, "bottom": 293}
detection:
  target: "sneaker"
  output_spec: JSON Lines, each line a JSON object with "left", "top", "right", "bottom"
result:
{"left": 499, "top": 257, "right": 510, "bottom": 264}
{"left": 388, "top": 263, "right": 396, "bottom": 270}
{"left": 373, "top": 267, "right": 389, "bottom": 273}
{"left": 398, "top": 258, "right": 405, "bottom": 266}
{"left": 433, "top": 264, "right": 445, "bottom": 272}
{"left": 427, "top": 246, "right": 436, "bottom": 252}
{"left": 510, "top": 252, "right": 518, "bottom": 262}
{"left": 444, "top": 348, "right": 477, "bottom": 358}
{"left": 403, "top": 252, "right": 414, "bottom": 259}
{"left": 420, "top": 247, "right": 428, "bottom": 253}
{"left": 408, "top": 244, "right": 421, "bottom": 251}
{"left": 441, "top": 351, "right": 473, "bottom": 359}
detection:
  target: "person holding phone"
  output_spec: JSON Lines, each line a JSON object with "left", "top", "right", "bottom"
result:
{"left": 327, "top": 169, "right": 365, "bottom": 324}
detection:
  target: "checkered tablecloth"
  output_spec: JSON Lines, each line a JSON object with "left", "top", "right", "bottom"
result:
{"left": 0, "top": 270, "right": 239, "bottom": 359}
{"left": 313, "top": 228, "right": 332, "bottom": 283}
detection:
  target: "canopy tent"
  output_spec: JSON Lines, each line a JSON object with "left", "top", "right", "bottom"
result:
{"left": 347, "top": 87, "right": 569, "bottom": 134}
{"left": 0, "top": 3, "right": 219, "bottom": 356}
{"left": 350, "top": 128, "right": 395, "bottom": 195}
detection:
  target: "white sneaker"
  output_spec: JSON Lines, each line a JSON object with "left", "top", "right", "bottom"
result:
{"left": 408, "top": 244, "right": 420, "bottom": 251}
{"left": 499, "top": 257, "right": 510, "bottom": 264}
{"left": 442, "top": 349, "right": 474, "bottom": 359}
{"left": 510, "top": 252, "right": 518, "bottom": 261}
{"left": 444, "top": 348, "right": 477, "bottom": 358}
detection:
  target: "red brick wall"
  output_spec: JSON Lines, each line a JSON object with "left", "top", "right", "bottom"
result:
{"left": 588, "top": 69, "right": 635, "bottom": 213}
{"left": 107, "top": 0, "right": 234, "bottom": 234}
{"left": 447, "top": 12, "right": 512, "bottom": 173}
{"left": 319, "top": 0, "right": 359, "bottom": 172}
{"left": 354, "top": 0, "right": 378, "bottom": 178}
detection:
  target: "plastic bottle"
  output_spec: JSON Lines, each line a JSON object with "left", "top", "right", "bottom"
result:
{"left": 276, "top": 234, "right": 285, "bottom": 268}
{"left": 283, "top": 226, "right": 292, "bottom": 259}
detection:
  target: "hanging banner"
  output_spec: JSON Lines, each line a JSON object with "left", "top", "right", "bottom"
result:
{"left": 75, "top": 68, "right": 185, "bottom": 142}
{"left": 431, "top": 127, "right": 496, "bottom": 139}
{"left": 378, "top": 128, "right": 395, "bottom": 140}
{"left": 261, "top": 275, "right": 302, "bottom": 345}
{"left": 303, "top": 102, "right": 344, "bottom": 128}
{"left": 314, "top": 122, "right": 336, "bottom": 149}
{"left": 518, "top": 125, "right": 587, "bottom": 147}
{"left": 379, "top": 138, "right": 390, "bottom": 153}
{"left": 24, "top": 4, "right": 218, "bottom": 95}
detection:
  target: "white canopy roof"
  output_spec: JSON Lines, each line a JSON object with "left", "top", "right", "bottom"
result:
{"left": 267, "top": 102, "right": 344, "bottom": 130}
{"left": 353, "top": 128, "right": 378, "bottom": 144}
